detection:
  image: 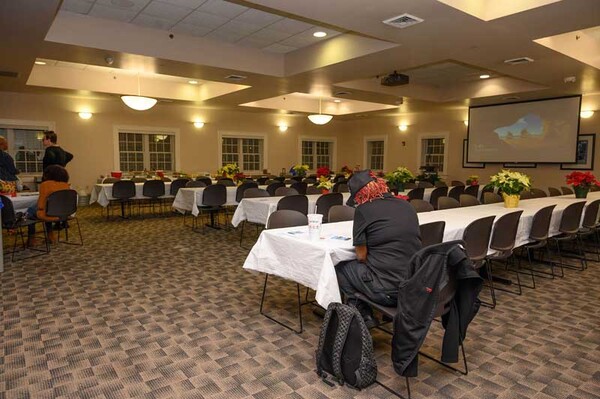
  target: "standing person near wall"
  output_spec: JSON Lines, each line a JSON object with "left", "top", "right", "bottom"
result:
{"left": 0, "top": 136, "right": 19, "bottom": 182}
{"left": 42, "top": 131, "right": 73, "bottom": 172}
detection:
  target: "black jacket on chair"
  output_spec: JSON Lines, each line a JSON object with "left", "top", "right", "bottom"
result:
{"left": 391, "top": 241, "right": 483, "bottom": 377}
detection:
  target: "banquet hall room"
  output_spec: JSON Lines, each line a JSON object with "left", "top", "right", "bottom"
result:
{"left": 1, "top": 0, "right": 599, "bottom": 398}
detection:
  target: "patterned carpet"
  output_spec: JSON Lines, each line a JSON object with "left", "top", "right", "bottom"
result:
{"left": 1, "top": 206, "right": 599, "bottom": 399}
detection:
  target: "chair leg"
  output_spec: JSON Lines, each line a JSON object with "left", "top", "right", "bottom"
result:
{"left": 239, "top": 220, "right": 246, "bottom": 247}
{"left": 259, "top": 274, "right": 304, "bottom": 334}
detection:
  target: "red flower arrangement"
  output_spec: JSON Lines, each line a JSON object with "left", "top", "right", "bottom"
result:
{"left": 316, "top": 166, "right": 331, "bottom": 178}
{"left": 233, "top": 172, "right": 246, "bottom": 183}
{"left": 565, "top": 171, "right": 600, "bottom": 188}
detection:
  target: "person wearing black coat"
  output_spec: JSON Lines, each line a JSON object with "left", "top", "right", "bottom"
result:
{"left": 42, "top": 130, "right": 73, "bottom": 172}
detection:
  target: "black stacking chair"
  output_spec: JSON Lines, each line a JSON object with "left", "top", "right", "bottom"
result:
{"left": 283, "top": 179, "right": 295, "bottom": 185}
{"left": 529, "top": 188, "right": 547, "bottom": 198}
{"left": 169, "top": 178, "right": 190, "bottom": 197}
{"left": 290, "top": 182, "right": 308, "bottom": 195}
{"left": 257, "top": 177, "right": 269, "bottom": 185}
{"left": 578, "top": 199, "right": 600, "bottom": 262}
{"left": 434, "top": 181, "right": 447, "bottom": 187}
{"left": 316, "top": 192, "right": 343, "bottom": 223}
{"left": 303, "top": 177, "right": 317, "bottom": 184}
{"left": 549, "top": 202, "right": 587, "bottom": 271}
{"left": 217, "top": 178, "right": 235, "bottom": 186}
{"left": 462, "top": 215, "right": 495, "bottom": 270}
{"left": 110, "top": 180, "right": 136, "bottom": 219}
{"left": 519, "top": 190, "right": 533, "bottom": 200}
{"left": 548, "top": 187, "right": 562, "bottom": 196}
{"left": 186, "top": 180, "right": 207, "bottom": 188}
{"left": 196, "top": 176, "right": 212, "bottom": 186}
{"left": 410, "top": 199, "right": 434, "bottom": 213}
{"left": 328, "top": 205, "right": 355, "bottom": 222}
{"left": 429, "top": 186, "right": 448, "bottom": 209}
{"left": 333, "top": 183, "right": 349, "bottom": 193}
{"left": 141, "top": 180, "right": 166, "bottom": 215}
{"left": 277, "top": 195, "right": 308, "bottom": 215}
{"left": 561, "top": 186, "right": 574, "bottom": 195}
{"left": 46, "top": 189, "right": 83, "bottom": 246}
{"left": 482, "top": 192, "right": 502, "bottom": 204}
{"left": 437, "top": 196, "right": 460, "bottom": 210}
{"left": 266, "top": 181, "right": 285, "bottom": 196}
{"left": 261, "top": 209, "right": 309, "bottom": 333}
{"left": 1, "top": 195, "right": 49, "bottom": 261}
{"left": 464, "top": 185, "right": 479, "bottom": 198}
{"left": 194, "top": 184, "right": 227, "bottom": 232}
{"left": 407, "top": 188, "right": 424, "bottom": 200}
{"left": 447, "top": 186, "right": 464, "bottom": 201}
{"left": 451, "top": 180, "right": 465, "bottom": 186}
{"left": 420, "top": 221, "right": 445, "bottom": 247}
{"left": 405, "top": 182, "right": 417, "bottom": 189}
{"left": 275, "top": 187, "right": 299, "bottom": 197}
{"left": 483, "top": 211, "right": 524, "bottom": 308}
{"left": 479, "top": 186, "right": 494, "bottom": 202}
{"left": 418, "top": 181, "right": 434, "bottom": 188}
{"left": 459, "top": 194, "right": 480, "bottom": 207}
{"left": 517, "top": 205, "right": 558, "bottom": 283}
{"left": 235, "top": 181, "right": 258, "bottom": 203}
{"left": 306, "top": 186, "right": 322, "bottom": 195}
{"left": 131, "top": 177, "right": 147, "bottom": 183}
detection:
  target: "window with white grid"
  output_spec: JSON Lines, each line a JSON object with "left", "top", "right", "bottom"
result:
{"left": 222, "top": 138, "right": 239, "bottom": 165}
{"left": 118, "top": 132, "right": 175, "bottom": 172}
{"left": 421, "top": 137, "right": 445, "bottom": 172}
{"left": 221, "top": 137, "right": 263, "bottom": 172}
{"left": 367, "top": 140, "right": 384, "bottom": 170}
{"left": 301, "top": 140, "right": 333, "bottom": 170}
{"left": 0, "top": 127, "right": 45, "bottom": 174}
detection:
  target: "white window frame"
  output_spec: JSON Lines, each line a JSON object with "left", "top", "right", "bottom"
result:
{"left": 417, "top": 132, "right": 449, "bottom": 177}
{"left": 218, "top": 131, "right": 268, "bottom": 173}
{"left": 0, "top": 119, "right": 55, "bottom": 176}
{"left": 298, "top": 136, "right": 337, "bottom": 172}
{"left": 113, "top": 125, "right": 180, "bottom": 172}
{"left": 363, "top": 135, "right": 388, "bottom": 171}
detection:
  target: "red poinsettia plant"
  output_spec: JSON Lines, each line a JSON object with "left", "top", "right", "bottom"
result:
{"left": 233, "top": 172, "right": 246, "bottom": 183}
{"left": 316, "top": 166, "right": 331, "bottom": 178}
{"left": 565, "top": 171, "right": 600, "bottom": 189}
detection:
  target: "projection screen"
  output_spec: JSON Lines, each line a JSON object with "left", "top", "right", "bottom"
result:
{"left": 467, "top": 96, "right": 581, "bottom": 163}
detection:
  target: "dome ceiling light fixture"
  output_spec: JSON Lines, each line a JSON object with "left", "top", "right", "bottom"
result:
{"left": 307, "top": 98, "right": 333, "bottom": 125}
{"left": 121, "top": 73, "right": 157, "bottom": 111}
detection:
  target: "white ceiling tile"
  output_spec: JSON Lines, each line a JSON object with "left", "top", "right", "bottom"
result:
{"left": 159, "top": 0, "right": 207, "bottom": 9}
{"left": 236, "top": 36, "right": 275, "bottom": 48}
{"left": 181, "top": 10, "right": 229, "bottom": 28}
{"left": 95, "top": 0, "right": 152, "bottom": 13}
{"left": 170, "top": 22, "right": 213, "bottom": 37}
{"left": 60, "top": 0, "right": 94, "bottom": 14}
{"left": 197, "top": 0, "right": 247, "bottom": 18}
{"left": 234, "top": 9, "right": 282, "bottom": 26}
{"left": 132, "top": 13, "right": 175, "bottom": 30}
{"left": 247, "top": 28, "right": 293, "bottom": 42}
{"left": 279, "top": 33, "right": 315, "bottom": 48}
{"left": 142, "top": 1, "right": 193, "bottom": 21}
{"left": 205, "top": 28, "right": 246, "bottom": 43}
{"left": 88, "top": 3, "right": 138, "bottom": 22}
{"left": 218, "top": 20, "right": 263, "bottom": 35}
{"left": 267, "top": 18, "right": 313, "bottom": 35}
{"left": 262, "top": 43, "right": 297, "bottom": 54}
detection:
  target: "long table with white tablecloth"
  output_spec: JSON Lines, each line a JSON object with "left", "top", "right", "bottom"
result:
{"left": 172, "top": 185, "right": 271, "bottom": 216}
{"left": 90, "top": 182, "right": 173, "bottom": 207}
{"left": 244, "top": 193, "right": 598, "bottom": 308}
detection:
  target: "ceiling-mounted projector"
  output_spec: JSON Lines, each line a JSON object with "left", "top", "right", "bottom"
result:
{"left": 381, "top": 71, "right": 409, "bottom": 86}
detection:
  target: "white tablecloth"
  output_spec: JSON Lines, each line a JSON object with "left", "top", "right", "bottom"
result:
{"left": 90, "top": 182, "right": 173, "bottom": 207}
{"left": 231, "top": 192, "right": 351, "bottom": 227}
{"left": 244, "top": 193, "right": 598, "bottom": 308}
{"left": 6, "top": 193, "right": 39, "bottom": 213}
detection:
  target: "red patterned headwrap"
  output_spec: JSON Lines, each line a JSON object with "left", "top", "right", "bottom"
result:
{"left": 354, "top": 173, "right": 389, "bottom": 206}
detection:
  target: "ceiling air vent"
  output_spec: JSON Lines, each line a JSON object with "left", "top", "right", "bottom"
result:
{"left": 225, "top": 74, "right": 247, "bottom": 81}
{"left": 504, "top": 57, "right": 534, "bottom": 65}
{"left": 382, "top": 13, "right": 424, "bottom": 29}
{"left": 0, "top": 70, "right": 19, "bottom": 78}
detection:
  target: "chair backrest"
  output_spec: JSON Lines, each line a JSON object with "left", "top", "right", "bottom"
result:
{"left": 186, "top": 180, "right": 207, "bottom": 188}
{"left": 303, "top": 177, "right": 317, "bottom": 184}
{"left": 316, "top": 192, "right": 343, "bottom": 223}
{"left": 292, "top": 176, "right": 304, "bottom": 182}
{"left": 257, "top": 177, "right": 269, "bottom": 185}
{"left": 483, "top": 192, "right": 502, "bottom": 204}
{"left": 333, "top": 175, "right": 346, "bottom": 183}
{"left": 434, "top": 181, "right": 447, "bottom": 187}
{"left": 235, "top": 181, "right": 259, "bottom": 202}
{"left": 447, "top": 185, "right": 465, "bottom": 201}
{"left": 410, "top": 199, "right": 434, "bottom": 213}
{"left": 418, "top": 181, "right": 434, "bottom": 188}
{"left": 407, "top": 187, "right": 424, "bottom": 200}
{"left": 196, "top": 176, "right": 212, "bottom": 186}
{"left": 112, "top": 180, "right": 136, "bottom": 199}
{"left": 328, "top": 205, "right": 355, "bottom": 223}
{"left": 561, "top": 186, "right": 574, "bottom": 195}
{"left": 479, "top": 185, "right": 494, "bottom": 202}
{"left": 529, "top": 188, "right": 547, "bottom": 198}
{"left": 519, "top": 190, "right": 533, "bottom": 200}
{"left": 429, "top": 186, "right": 449, "bottom": 209}
{"left": 333, "top": 182, "right": 349, "bottom": 193}
{"left": 420, "top": 221, "right": 445, "bottom": 248}
{"left": 283, "top": 179, "right": 295, "bottom": 184}
{"left": 46, "top": 189, "right": 78, "bottom": 220}
{"left": 170, "top": 178, "right": 190, "bottom": 196}
{"left": 131, "top": 177, "right": 147, "bottom": 183}
{"left": 266, "top": 181, "right": 285, "bottom": 196}
{"left": 306, "top": 186, "right": 322, "bottom": 195}
{"left": 558, "top": 201, "right": 586, "bottom": 234}
{"left": 450, "top": 180, "right": 465, "bottom": 186}
{"left": 142, "top": 180, "right": 165, "bottom": 198}
{"left": 591, "top": 185, "right": 600, "bottom": 192}
{"left": 404, "top": 182, "right": 417, "bottom": 189}
{"left": 462, "top": 215, "right": 495, "bottom": 262}
{"left": 463, "top": 185, "right": 479, "bottom": 198}
{"left": 161, "top": 177, "right": 171, "bottom": 182}
{"left": 437, "top": 196, "right": 460, "bottom": 210}
{"left": 582, "top": 199, "right": 600, "bottom": 228}
{"left": 102, "top": 177, "right": 119, "bottom": 183}
{"left": 275, "top": 187, "right": 299, "bottom": 197}
{"left": 290, "top": 181, "right": 308, "bottom": 195}
{"left": 489, "top": 210, "right": 523, "bottom": 252}
{"left": 0, "top": 195, "right": 16, "bottom": 227}
{"left": 266, "top": 209, "right": 308, "bottom": 229}
{"left": 217, "top": 178, "right": 235, "bottom": 186}
{"left": 202, "top": 184, "right": 227, "bottom": 207}
{"left": 459, "top": 194, "right": 480, "bottom": 207}
{"left": 277, "top": 195, "right": 309, "bottom": 215}
{"left": 243, "top": 187, "right": 270, "bottom": 198}
{"left": 529, "top": 204, "right": 557, "bottom": 241}
{"left": 548, "top": 187, "right": 562, "bottom": 196}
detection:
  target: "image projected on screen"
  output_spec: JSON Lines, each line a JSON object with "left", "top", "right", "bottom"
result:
{"left": 468, "top": 96, "right": 581, "bottom": 163}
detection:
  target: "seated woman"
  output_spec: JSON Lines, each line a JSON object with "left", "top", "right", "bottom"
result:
{"left": 27, "top": 165, "right": 70, "bottom": 246}
{"left": 336, "top": 170, "right": 422, "bottom": 328}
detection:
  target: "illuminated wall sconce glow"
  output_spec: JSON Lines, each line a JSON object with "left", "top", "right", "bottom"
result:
{"left": 398, "top": 124, "right": 408, "bottom": 131}
{"left": 580, "top": 110, "right": 594, "bottom": 119}
{"left": 78, "top": 112, "right": 92, "bottom": 119}
{"left": 193, "top": 121, "right": 204, "bottom": 128}
{"left": 278, "top": 124, "right": 288, "bottom": 132}
{"left": 463, "top": 120, "right": 469, "bottom": 126}
{"left": 313, "top": 31, "right": 327, "bottom": 38}
{"left": 188, "top": 80, "right": 198, "bottom": 85}
{"left": 479, "top": 74, "right": 490, "bottom": 79}
{"left": 333, "top": 99, "right": 341, "bottom": 103}
{"left": 34, "top": 61, "right": 46, "bottom": 65}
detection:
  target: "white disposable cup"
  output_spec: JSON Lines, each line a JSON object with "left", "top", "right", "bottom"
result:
{"left": 307, "top": 213, "right": 323, "bottom": 241}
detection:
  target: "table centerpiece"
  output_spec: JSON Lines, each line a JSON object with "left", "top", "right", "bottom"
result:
{"left": 565, "top": 171, "right": 600, "bottom": 198}
{"left": 486, "top": 169, "right": 531, "bottom": 208}
{"left": 385, "top": 166, "right": 414, "bottom": 193}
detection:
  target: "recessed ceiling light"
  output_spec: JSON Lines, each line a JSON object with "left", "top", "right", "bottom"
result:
{"left": 313, "top": 31, "right": 327, "bottom": 38}
{"left": 188, "top": 80, "right": 198, "bottom": 85}
{"left": 34, "top": 61, "right": 46, "bottom": 65}
{"left": 479, "top": 74, "right": 491, "bottom": 79}
{"left": 333, "top": 99, "right": 341, "bottom": 103}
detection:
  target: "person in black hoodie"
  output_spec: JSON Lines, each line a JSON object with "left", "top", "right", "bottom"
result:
{"left": 42, "top": 131, "right": 73, "bottom": 172}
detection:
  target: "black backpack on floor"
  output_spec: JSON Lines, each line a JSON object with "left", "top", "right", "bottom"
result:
{"left": 315, "top": 302, "right": 377, "bottom": 389}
